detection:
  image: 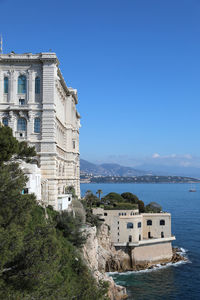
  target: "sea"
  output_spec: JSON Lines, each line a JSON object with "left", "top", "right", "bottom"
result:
{"left": 81, "top": 183, "right": 200, "bottom": 300}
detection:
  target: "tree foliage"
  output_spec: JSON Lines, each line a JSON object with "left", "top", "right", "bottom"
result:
{"left": 0, "top": 125, "right": 36, "bottom": 164}
{"left": 121, "top": 192, "right": 139, "bottom": 204}
{"left": 0, "top": 126, "right": 107, "bottom": 299}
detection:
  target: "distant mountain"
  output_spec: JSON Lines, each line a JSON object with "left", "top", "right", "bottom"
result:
{"left": 138, "top": 163, "right": 200, "bottom": 179}
{"left": 80, "top": 159, "right": 200, "bottom": 179}
{"left": 80, "top": 159, "right": 150, "bottom": 176}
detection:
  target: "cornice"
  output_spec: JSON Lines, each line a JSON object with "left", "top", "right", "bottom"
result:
{"left": 0, "top": 52, "right": 59, "bottom": 65}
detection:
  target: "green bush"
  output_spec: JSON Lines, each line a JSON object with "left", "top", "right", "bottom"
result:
{"left": 103, "top": 192, "right": 124, "bottom": 203}
{"left": 0, "top": 126, "right": 108, "bottom": 299}
{"left": 145, "top": 202, "right": 162, "bottom": 213}
{"left": 121, "top": 192, "right": 139, "bottom": 204}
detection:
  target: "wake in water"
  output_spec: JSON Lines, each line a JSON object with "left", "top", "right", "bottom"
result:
{"left": 107, "top": 247, "right": 189, "bottom": 276}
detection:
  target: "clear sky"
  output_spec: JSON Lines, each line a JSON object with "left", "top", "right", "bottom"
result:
{"left": 1, "top": 0, "right": 200, "bottom": 168}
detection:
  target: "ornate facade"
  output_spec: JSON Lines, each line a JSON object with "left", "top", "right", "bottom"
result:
{"left": 0, "top": 52, "right": 80, "bottom": 209}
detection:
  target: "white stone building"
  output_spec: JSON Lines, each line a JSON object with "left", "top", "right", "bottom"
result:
{"left": 0, "top": 52, "right": 81, "bottom": 209}
{"left": 20, "top": 161, "right": 42, "bottom": 201}
{"left": 93, "top": 208, "right": 176, "bottom": 265}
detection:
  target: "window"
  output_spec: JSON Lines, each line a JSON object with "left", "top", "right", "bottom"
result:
{"left": 139, "top": 234, "right": 141, "bottom": 241}
{"left": 118, "top": 227, "right": 119, "bottom": 230}
{"left": 138, "top": 222, "right": 142, "bottom": 228}
{"left": 19, "top": 99, "right": 25, "bottom": 105}
{"left": 68, "top": 197, "right": 71, "bottom": 202}
{"left": 18, "top": 75, "right": 26, "bottom": 93}
{"left": 129, "top": 235, "right": 132, "bottom": 242}
{"left": 17, "top": 118, "right": 27, "bottom": 131}
{"left": 73, "top": 140, "right": 76, "bottom": 149}
{"left": 2, "top": 118, "right": 8, "bottom": 126}
{"left": 161, "top": 232, "right": 164, "bottom": 238}
{"left": 35, "top": 77, "right": 40, "bottom": 94}
{"left": 160, "top": 220, "right": 165, "bottom": 226}
{"left": 22, "top": 188, "right": 28, "bottom": 194}
{"left": 147, "top": 220, "right": 152, "bottom": 226}
{"left": 148, "top": 232, "right": 151, "bottom": 238}
{"left": 119, "top": 213, "right": 121, "bottom": 216}
{"left": 4, "top": 77, "right": 8, "bottom": 93}
{"left": 34, "top": 118, "right": 41, "bottom": 133}
{"left": 104, "top": 213, "right": 107, "bottom": 216}
{"left": 127, "top": 222, "right": 134, "bottom": 229}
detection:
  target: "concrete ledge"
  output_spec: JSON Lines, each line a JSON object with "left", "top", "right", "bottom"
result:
{"left": 114, "top": 236, "right": 176, "bottom": 247}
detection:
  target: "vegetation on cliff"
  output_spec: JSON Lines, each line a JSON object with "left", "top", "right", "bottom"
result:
{"left": 84, "top": 190, "right": 161, "bottom": 213}
{"left": 0, "top": 126, "right": 108, "bottom": 300}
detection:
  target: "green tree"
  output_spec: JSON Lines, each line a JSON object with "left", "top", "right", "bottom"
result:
{"left": 138, "top": 200, "right": 145, "bottom": 213}
{"left": 55, "top": 211, "right": 87, "bottom": 248}
{"left": 0, "top": 127, "right": 108, "bottom": 299}
{"left": 103, "top": 192, "right": 124, "bottom": 204}
{"left": 145, "top": 202, "right": 162, "bottom": 213}
{"left": 121, "top": 192, "right": 139, "bottom": 204}
{"left": 0, "top": 125, "right": 36, "bottom": 165}
{"left": 96, "top": 189, "right": 103, "bottom": 201}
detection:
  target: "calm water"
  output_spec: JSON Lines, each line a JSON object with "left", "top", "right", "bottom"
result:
{"left": 81, "top": 183, "right": 200, "bottom": 300}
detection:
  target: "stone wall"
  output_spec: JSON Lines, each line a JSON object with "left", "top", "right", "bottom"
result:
{"left": 131, "top": 241, "right": 173, "bottom": 266}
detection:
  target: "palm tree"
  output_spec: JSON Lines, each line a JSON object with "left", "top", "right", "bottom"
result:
{"left": 96, "top": 189, "right": 103, "bottom": 201}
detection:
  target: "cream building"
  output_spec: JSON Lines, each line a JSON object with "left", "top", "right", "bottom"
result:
{"left": 0, "top": 52, "right": 80, "bottom": 209}
{"left": 93, "top": 208, "right": 176, "bottom": 265}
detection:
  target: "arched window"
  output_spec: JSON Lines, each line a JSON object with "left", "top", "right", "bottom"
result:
{"left": 127, "top": 222, "right": 134, "bottom": 229}
{"left": 4, "top": 77, "right": 8, "bottom": 93}
{"left": 34, "top": 118, "right": 41, "bottom": 133}
{"left": 160, "top": 220, "right": 165, "bottom": 226}
{"left": 2, "top": 118, "right": 8, "bottom": 126}
{"left": 18, "top": 75, "right": 26, "bottom": 94}
{"left": 161, "top": 232, "right": 164, "bottom": 238}
{"left": 138, "top": 222, "right": 142, "bottom": 228}
{"left": 17, "top": 118, "right": 27, "bottom": 131}
{"left": 147, "top": 220, "right": 152, "bottom": 226}
{"left": 35, "top": 77, "right": 40, "bottom": 94}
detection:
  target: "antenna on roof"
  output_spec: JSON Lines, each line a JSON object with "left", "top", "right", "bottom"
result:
{"left": 0, "top": 34, "right": 3, "bottom": 54}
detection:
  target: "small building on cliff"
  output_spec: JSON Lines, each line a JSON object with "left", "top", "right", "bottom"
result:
{"left": 93, "top": 207, "right": 176, "bottom": 265}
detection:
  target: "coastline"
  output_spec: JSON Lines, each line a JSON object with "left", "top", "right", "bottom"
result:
{"left": 108, "top": 247, "right": 188, "bottom": 275}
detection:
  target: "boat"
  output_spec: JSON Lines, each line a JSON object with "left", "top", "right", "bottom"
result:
{"left": 189, "top": 184, "right": 196, "bottom": 192}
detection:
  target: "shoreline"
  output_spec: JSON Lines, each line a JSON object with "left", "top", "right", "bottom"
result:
{"left": 108, "top": 247, "right": 188, "bottom": 275}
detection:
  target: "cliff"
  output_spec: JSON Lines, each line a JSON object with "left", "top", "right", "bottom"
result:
{"left": 82, "top": 224, "right": 128, "bottom": 300}
{"left": 82, "top": 224, "right": 187, "bottom": 300}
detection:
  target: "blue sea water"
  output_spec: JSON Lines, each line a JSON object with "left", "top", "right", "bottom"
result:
{"left": 81, "top": 183, "right": 200, "bottom": 300}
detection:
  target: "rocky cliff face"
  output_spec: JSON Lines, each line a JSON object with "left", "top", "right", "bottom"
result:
{"left": 82, "top": 224, "right": 128, "bottom": 300}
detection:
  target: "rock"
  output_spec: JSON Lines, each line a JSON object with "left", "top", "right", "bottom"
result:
{"left": 82, "top": 224, "right": 128, "bottom": 300}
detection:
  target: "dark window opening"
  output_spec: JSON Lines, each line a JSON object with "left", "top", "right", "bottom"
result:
{"left": 129, "top": 235, "right": 132, "bottom": 242}
{"left": 139, "top": 234, "right": 141, "bottom": 241}
{"left": 138, "top": 222, "right": 142, "bottom": 228}
{"left": 147, "top": 220, "right": 152, "bottom": 226}
{"left": 104, "top": 213, "right": 107, "bottom": 216}
{"left": 148, "top": 232, "right": 151, "bottom": 238}
{"left": 160, "top": 220, "right": 165, "bottom": 226}
{"left": 19, "top": 99, "right": 25, "bottom": 105}
{"left": 161, "top": 232, "right": 164, "bottom": 238}
{"left": 2, "top": 118, "right": 8, "bottom": 126}
{"left": 127, "top": 222, "right": 134, "bottom": 229}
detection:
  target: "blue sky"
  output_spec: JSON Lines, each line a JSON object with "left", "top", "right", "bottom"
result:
{"left": 1, "top": 0, "right": 200, "bottom": 169}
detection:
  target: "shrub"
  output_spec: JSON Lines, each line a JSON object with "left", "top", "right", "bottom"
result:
{"left": 145, "top": 202, "right": 162, "bottom": 213}
{"left": 121, "top": 192, "right": 139, "bottom": 204}
{"left": 103, "top": 192, "right": 124, "bottom": 203}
